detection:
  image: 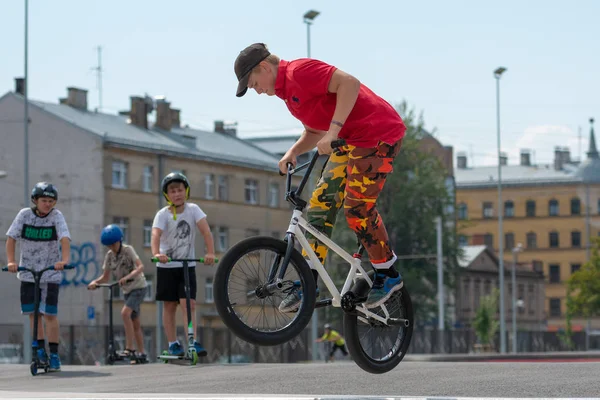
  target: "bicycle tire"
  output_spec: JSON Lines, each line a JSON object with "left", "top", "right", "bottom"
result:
{"left": 214, "top": 236, "right": 316, "bottom": 346}
{"left": 343, "top": 272, "right": 414, "bottom": 374}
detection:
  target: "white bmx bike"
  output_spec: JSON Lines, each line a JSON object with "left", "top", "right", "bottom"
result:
{"left": 213, "top": 139, "right": 414, "bottom": 374}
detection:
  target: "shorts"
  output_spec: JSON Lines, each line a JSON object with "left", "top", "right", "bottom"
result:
{"left": 124, "top": 288, "right": 146, "bottom": 320}
{"left": 330, "top": 343, "right": 348, "bottom": 357}
{"left": 156, "top": 267, "right": 196, "bottom": 302}
{"left": 20, "top": 281, "right": 60, "bottom": 316}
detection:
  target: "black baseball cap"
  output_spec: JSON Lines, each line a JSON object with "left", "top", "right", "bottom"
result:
{"left": 234, "top": 43, "right": 271, "bottom": 97}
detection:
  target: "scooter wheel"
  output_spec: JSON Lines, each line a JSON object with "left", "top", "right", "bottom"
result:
{"left": 161, "top": 350, "right": 169, "bottom": 364}
{"left": 30, "top": 362, "right": 37, "bottom": 376}
{"left": 44, "top": 366, "right": 49, "bottom": 373}
{"left": 190, "top": 350, "right": 198, "bottom": 366}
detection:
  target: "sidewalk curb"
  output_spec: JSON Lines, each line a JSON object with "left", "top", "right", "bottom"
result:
{"left": 403, "top": 351, "right": 600, "bottom": 362}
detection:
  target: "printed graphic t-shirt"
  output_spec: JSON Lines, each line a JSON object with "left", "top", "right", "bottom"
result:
{"left": 6, "top": 208, "right": 71, "bottom": 283}
{"left": 152, "top": 203, "right": 207, "bottom": 268}
{"left": 102, "top": 244, "right": 147, "bottom": 294}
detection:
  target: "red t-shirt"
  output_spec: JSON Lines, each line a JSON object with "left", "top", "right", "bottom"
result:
{"left": 274, "top": 59, "right": 406, "bottom": 148}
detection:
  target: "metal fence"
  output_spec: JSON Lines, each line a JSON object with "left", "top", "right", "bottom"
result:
{"left": 1, "top": 324, "right": 598, "bottom": 365}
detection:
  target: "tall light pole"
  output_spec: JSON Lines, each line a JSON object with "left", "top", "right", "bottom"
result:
{"left": 303, "top": 9, "right": 320, "bottom": 361}
{"left": 494, "top": 66, "right": 507, "bottom": 354}
{"left": 23, "top": 0, "right": 32, "bottom": 363}
{"left": 511, "top": 243, "right": 523, "bottom": 353}
{"left": 303, "top": 10, "right": 320, "bottom": 58}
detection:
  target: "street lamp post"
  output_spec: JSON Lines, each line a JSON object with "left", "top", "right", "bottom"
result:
{"left": 494, "top": 66, "right": 507, "bottom": 354}
{"left": 23, "top": 0, "right": 32, "bottom": 364}
{"left": 303, "top": 10, "right": 320, "bottom": 58}
{"left": 303, "top": 9, "right": 320, "bottom": 361}
{"left": 511, "top": 243, "right": 523, "bottom": 353}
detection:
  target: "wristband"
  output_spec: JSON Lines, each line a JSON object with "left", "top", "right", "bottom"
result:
{"left": 331, "top": 120, "right": 344, "bottom": 128}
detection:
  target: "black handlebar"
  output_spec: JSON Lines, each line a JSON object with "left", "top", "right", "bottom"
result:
{"left": 2, "top": 265, "right": 75, "bottom": 273}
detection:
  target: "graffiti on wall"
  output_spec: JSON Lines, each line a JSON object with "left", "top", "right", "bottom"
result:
{"left": 61, "top": 242, "right": 101, "bottom": 287}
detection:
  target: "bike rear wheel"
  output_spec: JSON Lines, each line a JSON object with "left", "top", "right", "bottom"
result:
{"left": 343, "top": 272, "right": 414, "bottom": 374}
{"left": 214, "top": 236, "right": 316, "bottom": 346}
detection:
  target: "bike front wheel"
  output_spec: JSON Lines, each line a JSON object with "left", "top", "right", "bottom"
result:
{"left": 214, "top": 236, "right": 316, "bottom": 346}
{"left": 343, "top": 272, "right": 414, "bottom": 374}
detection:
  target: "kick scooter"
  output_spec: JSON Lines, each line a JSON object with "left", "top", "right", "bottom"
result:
{"left": 3, "top": 264, "right": 74, "bottom": 376}
{"left": 91, "top": 280, "right": 147, "bottom": 365}
{"left": 152, "top": 257, "right": 215, "bottom": 366}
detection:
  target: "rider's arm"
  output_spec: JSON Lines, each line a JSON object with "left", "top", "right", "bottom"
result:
{"left": 326, "top": 69, "right": 361, "bottom": 134}
{"left": 93, "top": 266, "right": 111, "bottom": 285}
{"left": 151, "top": 227, "right": 162, "bottom": 257}
{"left": 125, "top": 258, "right": 144, "bottom": 280}
{"left": 196, "top": 218, "right": 215, "bottom": 255}
{"left": 5, "top": 237, "right": 16, "bottom": 264}
{"left": 60, "top": 237, "right": 70, "bottom": 265}
{"left": 286, "top": 126, "right": 326, "bottom": 157}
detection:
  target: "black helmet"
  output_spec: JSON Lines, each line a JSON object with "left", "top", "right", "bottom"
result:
{"left": 161, "top": 172, "right": 190, "bottom": 204}
{"left": 31, "top": 182, "right": 58, "bottom": 201}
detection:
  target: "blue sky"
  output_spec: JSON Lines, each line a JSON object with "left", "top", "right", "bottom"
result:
{"left": 1, "top": 0, "right": 597, "bottom": 166}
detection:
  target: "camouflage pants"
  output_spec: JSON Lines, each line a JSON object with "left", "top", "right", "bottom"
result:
{"left": 302, "top": 140, "right": 402, "bottom": 266}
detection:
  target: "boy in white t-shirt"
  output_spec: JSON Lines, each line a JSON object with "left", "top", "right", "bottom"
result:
{"left": 151, "top": 172, "right": 215, "bottom": 357}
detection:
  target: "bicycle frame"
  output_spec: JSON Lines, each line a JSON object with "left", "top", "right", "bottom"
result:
{"left": 275, "top": 143, "right": 392, "bottom": 325}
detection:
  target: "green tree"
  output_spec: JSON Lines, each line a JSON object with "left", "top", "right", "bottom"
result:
{"left": 329, "top": 101, "right": 460, "bottom": 324}
{"left": 473, "top": 288, "right": 500, "bottom": 349}
{"left": 562, "top": 237, "right": 600, "bottom": 349}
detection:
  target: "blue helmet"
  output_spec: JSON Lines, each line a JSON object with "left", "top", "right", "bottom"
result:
{"left": 100, "top": 224, "right": 123, "bottom": 246}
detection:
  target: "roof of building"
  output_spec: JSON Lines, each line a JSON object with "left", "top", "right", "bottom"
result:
{"left": 456, "top": 120, "right": 598, "bottom": 188}
{"left": 246, "top": 135, "right": 301, "bottom": 155}
{"left": 458, "top": 245, "right": 488, "bottom": 268}
{"left": 2, "top": 92, "right": 280, "bottom": 172}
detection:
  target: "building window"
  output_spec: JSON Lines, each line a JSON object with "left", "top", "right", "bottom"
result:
{"left": 458, "top": 203, "right": 468, "bottom": 220}
{"left": 549, "top": 298, "right": 561, "bottom": 317}
{"left": 571, "top": 231, "right": 581, "bottom": 248}
{"left": 245, "top": 228, "right": 260, "bottom": 238}
{"left": 142, "top": 166, "right": 153, "bottom": 193}
{"left": 526, "top": 200, "right": 536, "bottom": 217}
{"left": 269, "top": 182, "right": 280, "bottom": 208}
{"left": 205, "top": 174, "right": 215, "bottom": 200}
{"left": 597, "top": 199, "right": 600, "bottom": 214}
{"left": 571, "top": 198, "right": 581, "bottom": 215}
{"left": 549, "top": 264, "right": 560, "bottom": 283}
{"left": 483, "top": 202, "right": 493, "bottom": 219}
{"left": 526, "top": 232, "right": 537, "bottom": 249}
{"left": 528, "top": 284, "right": 535, "bottom": 315}
{"left": 245, "top": 179, "right": 259, "bottom": 205}
{"left": 549, "top": 232, "right": 559, "bottom": 248}
{"left": 518, "top": 284, "right": 525, "bottom": 314}
{"left": 571, "top": 264, "right": 581, "bottom": 274}
{"left": 504, "top": 201, "right": 514, "bottom": 217}
{"left": 112, "top": 161, "right": 127, "bottom": 189}
{"left": 548, "top": 199, "right": 559, "bottom": 216}
{"left": 143, "top": 219, "right": 152, "bottom": 247}
{"left": 217, "top": 227, "right": 228, "bottom": 252}
{"left": 205, "top": 277, "right": 214, "bottom": 303}
{"left": 505, "top": 233, "right": 515, "bottom": 251}
{"left": 483, "top": 233, "right": 493, "bottom": 248}
{"left": 218, "top": 176, "right": 228, "bottom": 201}
{"left": 462, "top": 278, "right": 470, "bottom": 312}
{"left": 458, "top": 235, "right": 468, "bottom": 247}
{"left": 112, "top": 217, "right": 129, "bottom": 243}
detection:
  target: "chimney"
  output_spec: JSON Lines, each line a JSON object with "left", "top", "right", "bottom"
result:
{"left": 499, "top": 152, "right": 508, "bottom": 166}
{"left": 154, "top": 98, "right": 171, "bottom": 131}
{"left": 59, "top": 98, "right": 67, "bottom": 105}
{"left": 66, "top": 87, "right": 88, "bottom": 110}
{"left": 214, "top": 120, "right": 238, "bottom": 136}
{"left": 170, "top": 108, "right": 181, "bottom": 128}
{"left": 14, "top": 78, "right": 26, "bottom": 95}
{"left": 457, "top": 152, "right": 467, "bottom": 169}
{"left": 553, "top": 146, "right": 570, "bottom": 170}
{"left": 130, "top": 96, "right": 150, "bottom": 129}
{"left": 520, "top": 149, "right": 531, "bottom": 166}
